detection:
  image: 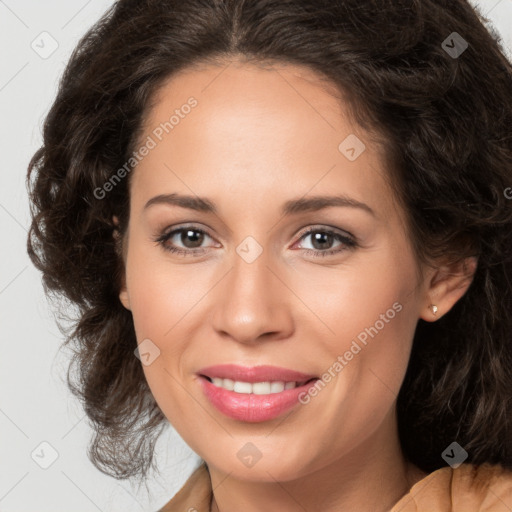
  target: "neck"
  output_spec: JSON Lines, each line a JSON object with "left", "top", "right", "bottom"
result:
{"left": 208, "top": 409, "right": 427, "bottom": 512}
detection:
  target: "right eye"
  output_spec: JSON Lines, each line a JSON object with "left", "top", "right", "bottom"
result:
{"left": 155, "top": 225, "right": 219, "bottom": 256}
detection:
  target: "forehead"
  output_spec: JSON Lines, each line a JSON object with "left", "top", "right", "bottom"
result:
{"left": 144, "top": 60, "right": 356, "bottom": 143}
{"left": 130, "top": 60, "right": 401, "bottom": 225}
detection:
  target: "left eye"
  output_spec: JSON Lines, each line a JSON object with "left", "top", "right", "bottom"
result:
{"left": 293, "top": 227, "right": 357, "bottom": 257}
{"left": 155, "top": 226, "right": 357, "bottom": 257}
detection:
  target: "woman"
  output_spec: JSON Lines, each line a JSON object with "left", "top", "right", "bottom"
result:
{"left": 26, "top": 0, "right": 512, "bottom": 510}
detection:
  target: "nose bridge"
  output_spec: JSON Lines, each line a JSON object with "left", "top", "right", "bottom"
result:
{"left": 211, "top": 238, "right": 292, "bottom": 343}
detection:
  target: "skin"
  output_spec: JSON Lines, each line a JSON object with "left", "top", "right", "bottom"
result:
{"left": 117, "top": 58, "right": 477, "bottom": 512}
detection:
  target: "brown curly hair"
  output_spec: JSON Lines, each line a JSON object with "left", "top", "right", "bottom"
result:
{"left": 26, "top": 0, "right": 512, "bottom": 481}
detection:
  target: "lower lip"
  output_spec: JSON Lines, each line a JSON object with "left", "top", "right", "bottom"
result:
{"left": 198, "top": 376, "right": 319, "bottom": 423}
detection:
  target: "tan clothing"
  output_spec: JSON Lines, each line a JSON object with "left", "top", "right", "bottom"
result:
{"left": 158, "top": 461, "right": 512, "bottom": 512}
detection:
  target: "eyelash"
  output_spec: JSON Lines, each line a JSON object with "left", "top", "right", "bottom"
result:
{"left": 154, "top": 224, "right": 357, "bottom": 258}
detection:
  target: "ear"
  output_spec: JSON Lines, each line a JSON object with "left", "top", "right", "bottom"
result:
{"left": 119, "top": 286, "right": 131, "bottom": 311}
{"left": 419, "top": 256, "right": 478, "bottom": 322}
{"left": 112, "top": 215, "right": 131, "bottom": 311}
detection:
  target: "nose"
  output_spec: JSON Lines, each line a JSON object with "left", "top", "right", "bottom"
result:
{"left": 211, "top": 246, "right": 295, "bottom": 345}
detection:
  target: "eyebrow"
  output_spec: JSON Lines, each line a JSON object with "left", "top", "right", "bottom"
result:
{"left": 143, "top": 193, "right": 376, "bottom": 217}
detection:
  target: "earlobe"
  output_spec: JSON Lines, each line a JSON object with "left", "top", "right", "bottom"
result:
{"left": 112, "top": 215, "right": 131, "bottom": 310}
{"left": 420, "top": 256, "right": 478, "bottom": 322}
{"left": 119, "top": 288, "right": 131, "bottom": 311}
{"left": 117, "top": 257, "right": 131, "bottom": 311}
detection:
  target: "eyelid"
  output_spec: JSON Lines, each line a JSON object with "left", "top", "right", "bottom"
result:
{"left": 158, "top": 224, "right": 219, "bottom": 246}
{"left": 155, "top": 222, "right": 357, "bottom": 259}
{"left": 158, "top": 223, "right": 354, "bottom": 242}
{"left": 293, "top": 224, "right": 356, "bottom": 244}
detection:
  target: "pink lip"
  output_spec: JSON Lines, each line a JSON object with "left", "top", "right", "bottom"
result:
{"left": 198, "top": 376, "right": 319, "bottom": 422}
{"left": 197, "top": 364, "right": 317, "bottom": 383}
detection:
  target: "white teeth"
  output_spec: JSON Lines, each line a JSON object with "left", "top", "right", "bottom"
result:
{"left": 233, "top": 381, "right": 252, "bottom": 393}
{"left": 270, "top": 381, "right": 285, "bottom": 393}
{"left": 209, "top": 378, "right": 303, "bottom": 394}
{"left": 222, "top": 378, "right": 234, "bottom": 391}
{"left": 212, "top": 377, "right": 224, "bottom": 388}
{"left": 252, "top": 382, "right": 271, "bottom": 394}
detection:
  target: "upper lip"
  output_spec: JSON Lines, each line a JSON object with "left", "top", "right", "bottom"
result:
{"left": 197, "top": 364, "right": 318, "bottom": 383}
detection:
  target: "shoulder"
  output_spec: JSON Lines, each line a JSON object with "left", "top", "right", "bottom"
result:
{"left": 392, "top": 462, "right": 512, "bottom": 512}
{"left": 156, "top": 460, "right": 512, "bottom": 512}
{"left": 157, "top": 461, "right": 212, "bottom": 512}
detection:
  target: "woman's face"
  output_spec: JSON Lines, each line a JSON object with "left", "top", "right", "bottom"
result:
{"left": 118, "top": 60, "right": 430, "bottom": 481}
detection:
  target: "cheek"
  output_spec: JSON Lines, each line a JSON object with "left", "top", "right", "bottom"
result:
{"left": 299, "top": 253, "right": 418, "bottom": 403}
{"left": 124, "top": 245, "right": 212, "bottom": 396}
{"left": 125, "top": 252, "right": 194, "bottom": 417}
{"left": 292, "top": 253, "right": 416, "bottom": 345}
{"left": 125, "top": 245, "right": 202, "bottom": 336}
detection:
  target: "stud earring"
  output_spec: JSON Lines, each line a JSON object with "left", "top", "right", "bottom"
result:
{"left": 429, "top": 304, "right": 438, "bottom": 315}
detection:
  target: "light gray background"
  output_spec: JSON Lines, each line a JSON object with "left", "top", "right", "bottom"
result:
{"left": 1, "top": 1, "right": 511, "bottom": 511}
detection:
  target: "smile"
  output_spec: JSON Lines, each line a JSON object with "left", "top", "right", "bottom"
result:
{"left": 198, "top": 375, "right": 319, "bottom": 422}
{"left": 206, "top": 376, "right": 314, "bottom": 394}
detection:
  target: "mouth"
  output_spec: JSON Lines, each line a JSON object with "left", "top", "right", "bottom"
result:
{"left": 199, "top": 374, "right": 318, "bottom": 394}
{"left": 197, "top": 374, "right": 320, "bottom": 423}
